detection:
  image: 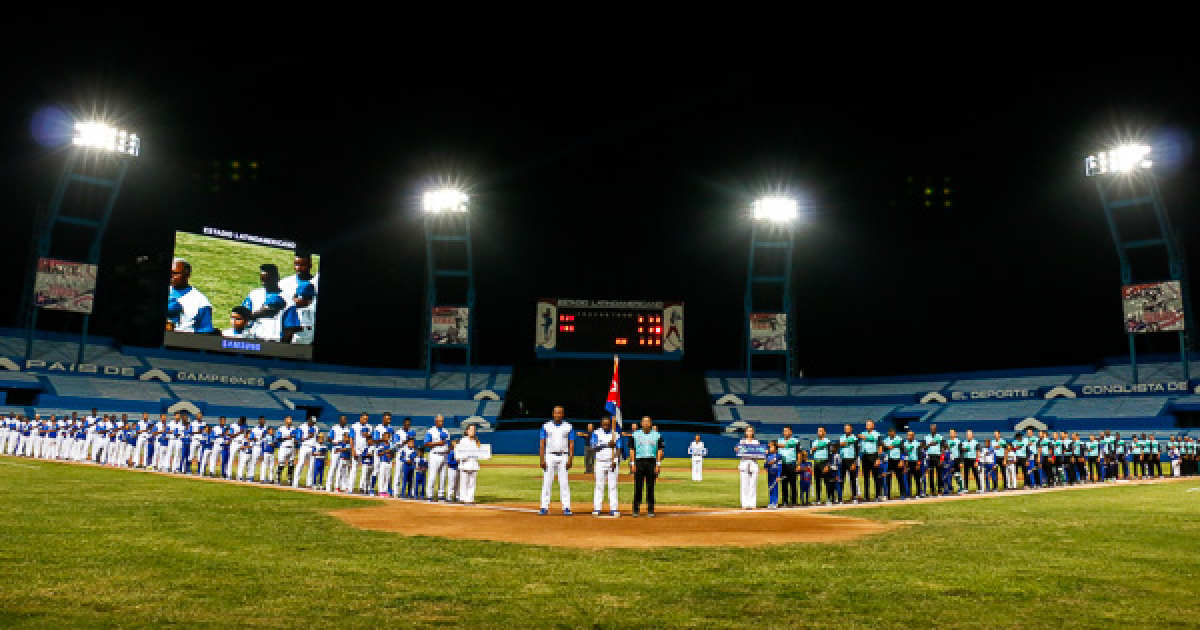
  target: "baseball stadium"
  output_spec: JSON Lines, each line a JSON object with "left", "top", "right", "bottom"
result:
{"left": 3, "top": 33, "right": 1199, "bottom": 628}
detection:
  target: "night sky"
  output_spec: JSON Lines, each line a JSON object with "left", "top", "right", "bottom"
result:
{"left": 3, "top": 30, "right": 1197, "bottom": 377}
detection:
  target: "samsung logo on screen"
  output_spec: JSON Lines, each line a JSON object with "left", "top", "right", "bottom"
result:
{"left": 202, "top": 226, "right": 296, "bottom": 250}
{"left": 222, "top": 340, "right": 262, "bottom": 352}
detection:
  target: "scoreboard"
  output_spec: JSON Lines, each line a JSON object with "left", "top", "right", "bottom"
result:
{"left": 535, "top": 299, "right": 684, "bottom": 359}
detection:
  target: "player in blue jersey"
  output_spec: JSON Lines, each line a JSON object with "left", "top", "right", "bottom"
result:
{"left": 413, "top": 448, "right": 428, "bottom": 499}
{"left": 764, "top": 441, "right": 782, "bottom": 509}
{"left": 309, "top": 435, "right": 328, "bottom": 489}
{"left": 399, "top": 437, "right": 417, "bottom": 498}
{"left": 376, "top": 440, "right": 394, "bottom": 497}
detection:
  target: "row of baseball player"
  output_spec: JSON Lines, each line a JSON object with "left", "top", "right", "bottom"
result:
{"left": 734, "top": 422, "right": 1200, "bottom": 509}
{"left": 0, "top": 410, "right": 483, "bottom": 503}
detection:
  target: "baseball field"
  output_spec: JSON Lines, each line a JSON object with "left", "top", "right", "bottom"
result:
{"left": 1, "top": 454, "right": 1198, "bottom": 628}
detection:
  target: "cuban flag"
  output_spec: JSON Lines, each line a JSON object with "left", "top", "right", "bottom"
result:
{"left": 605, "top": 355, "right": 622, "bottom": 431}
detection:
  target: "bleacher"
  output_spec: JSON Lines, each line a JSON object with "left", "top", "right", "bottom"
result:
{"left": 929, "top": 400, "right": 1049, "bottom": 423}
{"left": 317, "top": 394, "right": 482, "bottom": 422}
{"left": 46, "top": 375, "right": 169, "bottom": 402}
{"left": 167, "top": 384, "right": 287, "bottom": 413}
{"left": 736, "top": 404, "right": 896, "bottom": 426}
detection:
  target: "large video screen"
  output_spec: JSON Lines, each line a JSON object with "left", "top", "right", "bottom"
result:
{"left": 164, "top": 228, "right": 320, "bottom": 359}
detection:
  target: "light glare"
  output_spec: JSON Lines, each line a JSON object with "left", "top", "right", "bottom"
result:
{"left": 72, "top": 121, "right": 139, "bottom": 157}
{"left": 753, "top": 196, "right": 798, "bottom": 222}
{"left": 1085, "top": 144, "right": 1151, "bottom": 177}
{"left": 423, "top": 188, "right": 469, "bottom": 214}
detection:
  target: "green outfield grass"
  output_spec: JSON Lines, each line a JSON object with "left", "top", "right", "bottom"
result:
{"left": 172, "top": 231, "right": 320, "bottom": 327}
{"left": 1, "top": 455, "right": 1198, "bottom": 628}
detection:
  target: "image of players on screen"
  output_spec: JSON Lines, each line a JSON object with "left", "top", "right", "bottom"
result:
{"left": 278, "top": 251, "right": 318, "bottom": 345}
{"left": 166, "top": 258, "right": 216, "bottom": 333}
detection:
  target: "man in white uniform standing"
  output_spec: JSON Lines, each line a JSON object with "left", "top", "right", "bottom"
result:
{"left": 424, "top": 415, "right": 451, "bottom": 501}
{"left": 539, "top": 405, "right": 574, "bottom": 516}
{"left": 688, "top": 434, "right": 707, "bottom": 482}
{"left": 293, "top": 417, "right": 321, "bottom": 487}
{"left": 591, "top": 416, "right": 620, "bottom": 517}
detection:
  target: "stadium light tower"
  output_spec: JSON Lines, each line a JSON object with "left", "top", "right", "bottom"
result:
{"left": 422, "top": 186, "right": 476, "bottom": 392}
{"left": 22, "top": 118, "right": 140, "bottom": 364}
{"left": 744, "top": 195, "right": 799, "bottom": 398}
{"left": 1085, "top": 142, "right": 1191, "bottom": 383}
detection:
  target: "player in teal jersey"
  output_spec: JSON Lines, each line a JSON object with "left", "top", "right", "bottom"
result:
{"left": 961, "top": 430, "right": 980, "bottom": 493}
{"left": 858, "top": 420, "right": 883, "bottom": 502}
{"left": 1131, "top": 434, "right": 1145, "bottom": 478}
{"left": 1038, "top": 430, "right": 1055, "bottom": 487}
{"left": 1051, "top": 432, "right": 1066, "bottom": 486}
{"left": 1147, "top": 434, "right": 1161, "bottom": 478}
{"left": 924, "top": 424, "right": 945, "bottom": 496}
{"left": 837, "top": 425, "right": 860, "bottom": 503}
{"left": 883, "top": 428, "right": 903, "bottom": 500}
{"left": 944, "top": 429, "right": 962, "bottom": 493}
{"left": 902, "top": 430, "right": 922, "bottom": 498}
{"left": 991, "top": 430, "right": 1008, "bottom": 491}
{"left": 1085, "top": 434, "right": 1100, "bottom": 482}
{"left": 809, "top": 427, "right": 832, "bottom": 504}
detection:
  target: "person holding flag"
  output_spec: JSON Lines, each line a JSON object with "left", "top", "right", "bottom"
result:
{"left": 605, "top": 354, "right": 624, "bottom": 447}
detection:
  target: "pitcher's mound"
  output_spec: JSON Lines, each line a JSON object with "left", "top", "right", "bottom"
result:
{"left": 330, "top": 502, "right": 906, "bottom": 548}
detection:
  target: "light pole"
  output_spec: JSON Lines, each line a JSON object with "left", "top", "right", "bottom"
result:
{"left": 745, "top": 195, "right": 798, "bottom": 398}
{"left": 422, "top": 187, "right": 475, "bottom": 393}
{"left": 1085, "top": 142, "right": 1190, "bottom": 383}
{"left": 23, "top": 120, "right": 140, "bottom": 364}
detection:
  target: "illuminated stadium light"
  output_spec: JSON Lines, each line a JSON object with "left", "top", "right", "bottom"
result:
{"left": 72, "top": 122, "right": 140, "bottom": 157}
{"left": 1085, "top": 144, "right": 1152, "bottom": 177}
{"left": 752, "top": 196, "right": 798, "bottom": 222}
{"left": 423, "top": 188, "right": 469, "bottom": 214}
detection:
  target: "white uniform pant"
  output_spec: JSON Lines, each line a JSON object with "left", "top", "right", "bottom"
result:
{"left": 358, "top": 462, "right": 375, "bottom": 492}
{"left": 1172, "top": 459, "right": 1181, "bottom": 477}
{"left": 593, "top": 460, "right": 618, "bottom": 512}
{"left": 83, "top": 433, "right": 96, "bottom": 459}
{"left": 739, "top": 460, "right": 759, "bottom": 508}
{"left": 327, "top": 459, "right": 351, "bottom": 492}
{"left": 168, "top": 440, "right": 184, "bottom": 472}
{"left": 293, "top": 447, "right": 312, "bottom": 486}
{"left": 92, "top": 438, "right": 108, "bottom": 463}
{"left": 1005, "top": 463, "right": 1018, "bottom": 489}
{"left": 458, "top": 468, "right": 478, "bottom": 503}
{"left": 540, "top": 452, "right": 571, "bottom": 510}
{"left": 691, "top": 456, "right": 704, "bottom": 481}
{"left": 446, "top": 468, "right": 460, "bottom": 500}
{"left": 237, "top": 453, "right": 255, "bottom": 480}
{"left": 134, "top": 436, "right": 150, "bottom": 466}
{"left": 426, "top": 452, "right": 449, "bottom": 499}
{"left": 260, "top": 453, "right": 277, "bottom": 482}
{"left": 43, "top": 438, "right": 58, "bottom": 460}
{"left": 377, "top": 461, "right": 393, "bottom": 494}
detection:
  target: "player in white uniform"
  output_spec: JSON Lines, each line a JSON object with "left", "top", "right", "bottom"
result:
{"left": 248, "top": 418, "right": 269, "bottom": 481}
{"left": 424, "top": 416, "right": 451, "bottom": 501}
{"left": 292, "top": 417, "right": 321, "bottom": 487}
{"left": 688, "top": 434, "right": 707, "bottom": 481}
{"left": 275, "top": 417, "right": 298, "bottom": 485}
{"left": 539, "top": 406, "right": 574, "bottom": 515}
{"left": 591, "top": 416, "right": 620, "bottom": 516}
{"left": 347, "top": 415, "right": 373, "bottom": 490}
{"left": 167, "top": 414, "right": 186, "bottom": 473}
